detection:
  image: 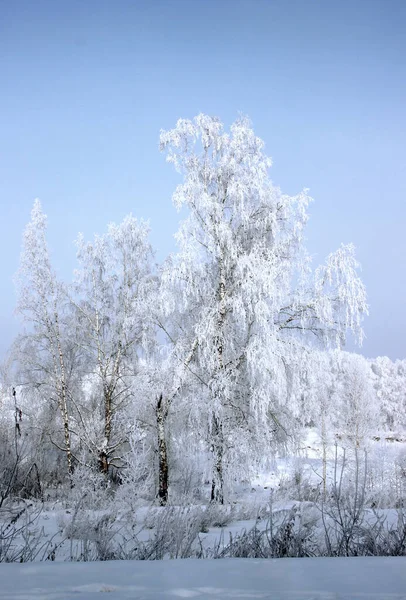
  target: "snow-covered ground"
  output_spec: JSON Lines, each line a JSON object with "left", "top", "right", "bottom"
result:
{"left": 1, "top": 557, "right": 406, "bottom": 599}
{"left": 1, "top": 430, "right": 405, "bottom": 563}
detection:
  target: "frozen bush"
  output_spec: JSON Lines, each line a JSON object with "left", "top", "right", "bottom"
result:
{"left": 66, "top": 465, "right": 113, "bottom": 510}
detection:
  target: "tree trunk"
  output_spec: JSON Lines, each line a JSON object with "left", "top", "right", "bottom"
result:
{"left": 53, "top": 310, "right": 73, "bottom": 476}
{"left": 99, "top": 451, "right": 109, "bottom": 474}
{"left": 210, "top": 414, "right": 224, "bottom": 504}
{"left": 210, "top": 274, "right": 227, "bottom": 504}
{"left": 100, "top": 385, "right": 113, "bottom": 475}
{"left": 321, "top": 411, "right": 327, "bottom": 500}
{"left": 156, "top": 394, "right": 169, "bottom": 506}
{"left": 100, "top": 343, "right": 121, "bottom": 475}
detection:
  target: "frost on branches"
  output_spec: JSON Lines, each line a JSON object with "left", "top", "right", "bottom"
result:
{"left": 159, "top": 114, "right": 368, "bottom": 503}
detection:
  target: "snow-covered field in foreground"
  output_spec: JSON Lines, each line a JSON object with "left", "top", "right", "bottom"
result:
{"left": 1, "top": 557, "right": 405, "bottom": 600}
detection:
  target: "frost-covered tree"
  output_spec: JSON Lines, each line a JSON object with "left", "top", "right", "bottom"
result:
{"left": 370, "top": 356, "right": 406, "bottom": 431}
{"left": 70, "top": 215, "right": 155, "bottom": 474}
{"left": 15, "top": 200, "right": 74, "bottom": 475}
{"left": 336, "top": 353, "right": 379, "bottom": 449}
{"left": 160, "top": 114, "right": 368, "bottom": 502}
{"left": 301, "top": 350, "right": 340, "bottom": 496}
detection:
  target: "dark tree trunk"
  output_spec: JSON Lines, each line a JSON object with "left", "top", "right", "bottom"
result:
{"left": 99, "top": 385, "right": 113, "bottom": 475}
{"left": 156, "top": 394, "right": 169, "bottom": 506}
{"left": 210, "top": 273, "right": 227, "bottom": 504}
{"left": 210, "top": 414, "right": 224, "bottom": 504}
{"left": 99, "top": 451, "right": 109, "bottom": 474}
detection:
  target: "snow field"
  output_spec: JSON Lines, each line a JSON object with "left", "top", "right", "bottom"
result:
{"left": 1, "top": 557, "right": 406, "bottom": 599}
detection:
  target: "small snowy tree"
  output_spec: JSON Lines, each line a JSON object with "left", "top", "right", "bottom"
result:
{"left": 302, "top": 350, "right": 341, "bottom": 497}
{"left": 15, "top": 200, "right": 74, "bottom": 475}
{"left": 160, "top": 114, "right": 368, "bottom": 502}
{"left": 338, "top": 352, "right": 379, "bottom": 449}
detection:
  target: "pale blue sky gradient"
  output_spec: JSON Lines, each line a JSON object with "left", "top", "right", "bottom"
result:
{"left": 0, "top": 0, "right": 405, "bottom": 359}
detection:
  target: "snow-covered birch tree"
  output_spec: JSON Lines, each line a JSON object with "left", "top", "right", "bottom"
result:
{"left": 159, "top": 114, "right": 368, "bottom": 503}
{"left": 15, "top": 199, "right": 74, "bottom": 475}
{"left": 71, "top": 215, "right": 155, "bottom": 474}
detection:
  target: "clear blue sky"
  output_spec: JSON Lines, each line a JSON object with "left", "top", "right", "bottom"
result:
{"left": 0, "top": 0, "right": 405, "bottom": 360}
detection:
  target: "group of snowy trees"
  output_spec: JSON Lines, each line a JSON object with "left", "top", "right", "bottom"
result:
{"left": 1, "top": 114, "right": 401, "bottom": 506}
